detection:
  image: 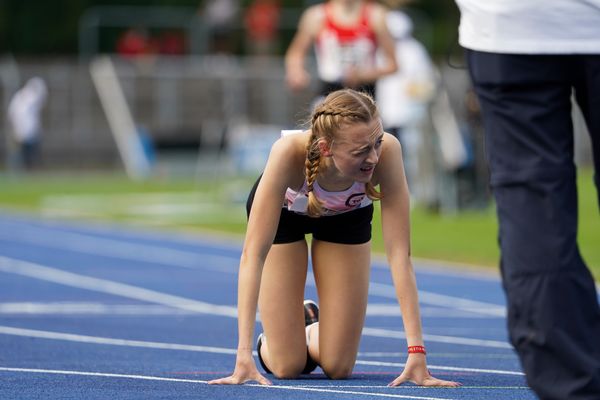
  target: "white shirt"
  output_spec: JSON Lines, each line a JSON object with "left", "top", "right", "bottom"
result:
{"left": 376, "top": 12, "right": 435, "bottom": 128}
{"left": 7, "top": 78, "right": 48, "bottom": 143}
{"left": 456, "top": 0, "right": 600, "bottom": 54}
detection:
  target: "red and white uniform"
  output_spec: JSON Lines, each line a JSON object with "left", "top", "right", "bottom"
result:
{"left": 315, "top": 3, "right": 377, "bottom": 83}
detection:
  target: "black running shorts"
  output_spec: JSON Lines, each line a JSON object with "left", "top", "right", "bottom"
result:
{"left": 246, "top": 175, "right": 373, "bottom": 245}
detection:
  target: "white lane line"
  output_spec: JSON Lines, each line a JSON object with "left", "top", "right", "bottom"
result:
{"left": 0, "top": 213, "right": 244, "bottom": 251}
{"left": 0, "top": 302, "right": 199, "bottom": 315}
{"left": 354, "top": 361, "right": 523, "bottom": 376}
{"left": 368, "top": 283, "right": 506, "bottom": 317}
{"left": 0, "top": 367, "right": 207, "bottom": 383}
{"left": 0, "top": 225, "right": 508, "bottom": 316}
{"left": 0, "top": 256, "right": 512, "bottom": 349}
{"left": 0, "top": 302, "right": 499, "bottom": 319}
{"left": 291, "top": 385, "right": 529, "bottom": 390}
{"left": 366, "top": 303, "right": 502, "bottom": 319}
{"left": 2, "top": 215, "right": 498, "bottom": 283}
{"left": 0, "top": 227, "right": 238, "bottom": 274}
{"left": 357, "top": 352, "right": 515, "bottom": 359}
{"left": 0, "top": 325, "right": 523, "bottom": 376}
{"left": 362, "top": 327, "right": 511, "bottom": 349}
{"left": 251, "top": 384, "right": 455, "bottom": 400}
{"left": 0, "top": 367, "right": 454, "bottom": 400}
{"left": 0, "top": 326, "right": 237, "bottom": 355}
{"left": 0, "top": 256, "right": 237, "bottom": 318}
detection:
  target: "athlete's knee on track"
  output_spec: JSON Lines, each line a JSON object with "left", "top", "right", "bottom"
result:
{"left": 320, "top": 359, "right": 354, "bottom": 380}
{"left": 269, "top": 358, "right": 306, "bottom": 379}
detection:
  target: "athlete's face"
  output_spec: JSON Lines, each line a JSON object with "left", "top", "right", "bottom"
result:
{"left": 327, "top": 118, "right": 384, "bottom": 183}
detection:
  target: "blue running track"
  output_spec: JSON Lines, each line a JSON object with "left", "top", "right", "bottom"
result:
{"left": 0, "top": 212, "right": 544, "bottom": 399}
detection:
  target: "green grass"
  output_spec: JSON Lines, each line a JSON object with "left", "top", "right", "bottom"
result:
{"left": 0, "top": 169, "right": 598, "bottom": 280}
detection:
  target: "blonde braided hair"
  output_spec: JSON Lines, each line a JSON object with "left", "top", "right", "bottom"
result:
{"left": 305, "top": 89, "right": 382, "bottom": 217}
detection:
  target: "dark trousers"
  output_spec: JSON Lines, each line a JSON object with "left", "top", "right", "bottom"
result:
{"left": 467, "top": 50, "right": 600, "bottom": 400}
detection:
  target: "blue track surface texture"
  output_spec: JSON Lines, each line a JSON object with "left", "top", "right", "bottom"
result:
{"left": 0, "top": 213, "right": 539, "bottom": 399}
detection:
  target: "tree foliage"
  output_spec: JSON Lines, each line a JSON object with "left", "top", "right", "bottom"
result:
{"left": 1, "top": 0, "right": 459, "bottom": 57}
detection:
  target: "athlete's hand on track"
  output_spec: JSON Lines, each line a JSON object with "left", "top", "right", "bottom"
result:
{"left": 208, "top": 355, "right": 272, "bottom": 386}
{"left": 388, "top": 354, "right": 461, "bottom": 388}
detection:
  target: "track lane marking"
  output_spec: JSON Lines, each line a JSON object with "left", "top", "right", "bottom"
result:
{"left": 0, "top": 256, "right": 511, "bottom": 348}
{"left": 0, "top": 301, "right": 501, "bottom": 319}
{"left": 0, "top": 325, "right": 523, "bottom": 376}
{"left": 0, "top": 256, "right": 237, "bottom": 317}
{"left": 0, "top": 222, "right": 508, "bottom": 316}
{"left": 362, "top": 327, "right": 511, "bottom": 349}
{"left": 0, "top": 226, "right": 238, "bottom": 274}
{"left": 0, "top": 367, "right": 454, "bottom": 399}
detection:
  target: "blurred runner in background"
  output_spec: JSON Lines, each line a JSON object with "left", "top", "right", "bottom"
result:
{"left": 285, "top": 0, "right": 397, "bottom": 98}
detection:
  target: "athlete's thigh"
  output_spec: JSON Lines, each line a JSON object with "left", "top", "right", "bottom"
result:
{"left": 311, "top": 239, "right": 371, "bottom": 369}
{"left": 258, "top": 240, "right": 309, "bottom": 364}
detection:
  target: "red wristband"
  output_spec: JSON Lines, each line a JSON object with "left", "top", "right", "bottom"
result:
{"left": 407, "top": 345, "right": 426, "bottom": 355}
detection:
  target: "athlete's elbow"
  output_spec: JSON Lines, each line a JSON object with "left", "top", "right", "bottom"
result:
{"left": 239, "top": 247, "right": 268, "bottom": 270}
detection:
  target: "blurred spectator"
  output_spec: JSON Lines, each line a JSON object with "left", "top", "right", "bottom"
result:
{"left": 244, "top": 0, "right": 281, "bottom": 56}
{"left": 199, "top": 0, "right": 240, "bottom": 54}
{"left": 158, "top": 30, "right": 186, "bottom": 55}
{"left": 7, "top": 77, "right": 48, "bottom": 171}
{"left": 116, "top": 27, "right": 158, "bottom": 59}
{"left": 375, "top": 10, "right": 435, "bottom": 195}
{"left": 285, "top": 0, "right": 397, "bottom": 97}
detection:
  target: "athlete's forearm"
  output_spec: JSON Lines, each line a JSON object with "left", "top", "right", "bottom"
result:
{"left": 360, "top": 61, "right": 398, "bottom": 83}
{"left": 285, "top": 49, "right": 307, "bottom": 76}
{"left": 389, "top": 257, "right": 424, "bottom": 346}
{"left": 236, "top": 255, "right": 263, "bottom": 355}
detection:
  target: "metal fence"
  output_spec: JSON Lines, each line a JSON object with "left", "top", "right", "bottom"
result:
{"left": 0, "top": 55, "right": 318, "bottom": 171}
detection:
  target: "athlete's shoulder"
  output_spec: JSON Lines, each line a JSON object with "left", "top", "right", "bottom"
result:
{"left": 366, "top": 3, "right": 388, "bottom": 27}
{"left": 271, "top": 130, "right": 309, "bottom": 160}
{"left": 304, "top": 3, "right": 326, "bottom": 17}
{"left": 372, "top": 131, "right": 402, "bottom": 185}
{"left": 366, "top": 2, "right": 388, "bottom": 15}
{"left": 267, "top": 131, "right": 309, "bottom": 187}
{"left": 299, "top": 4, "right": 326, "bottom": 30}
{"left": 381, "top": 131, "right": 403, "bottom": 161}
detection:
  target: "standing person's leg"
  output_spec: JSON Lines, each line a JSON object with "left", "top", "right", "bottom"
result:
{"left": 309, "top": 239, "right": 371, "bottom": 379}
{"left": 573, "top": 55, "right": 600, "bottom": 208}
{"left": 571, "top": 52, "right": 600, "bottom": 390}
{"left": 468, "top": 51, "right": 600, "bottom": 399}
{"left": 257, "top": 240, "right": 311, "bottom": 378}
{"left": 22, "top": 140, "right": 37, "bottom": 170}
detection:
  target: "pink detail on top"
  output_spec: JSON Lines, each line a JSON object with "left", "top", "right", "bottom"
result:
{"left": 285, "top": 180, "right": 372, "bottom": 216}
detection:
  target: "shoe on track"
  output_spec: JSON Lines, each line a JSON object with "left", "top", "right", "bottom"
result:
{"left": 256, "top": 333, "right": 272, "bottom": 374}
{"left": 302, "top": 299, "right": 319, "bottom": 374}
{"left": 303, "top": 299, "right": 319, "bottom": 326}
